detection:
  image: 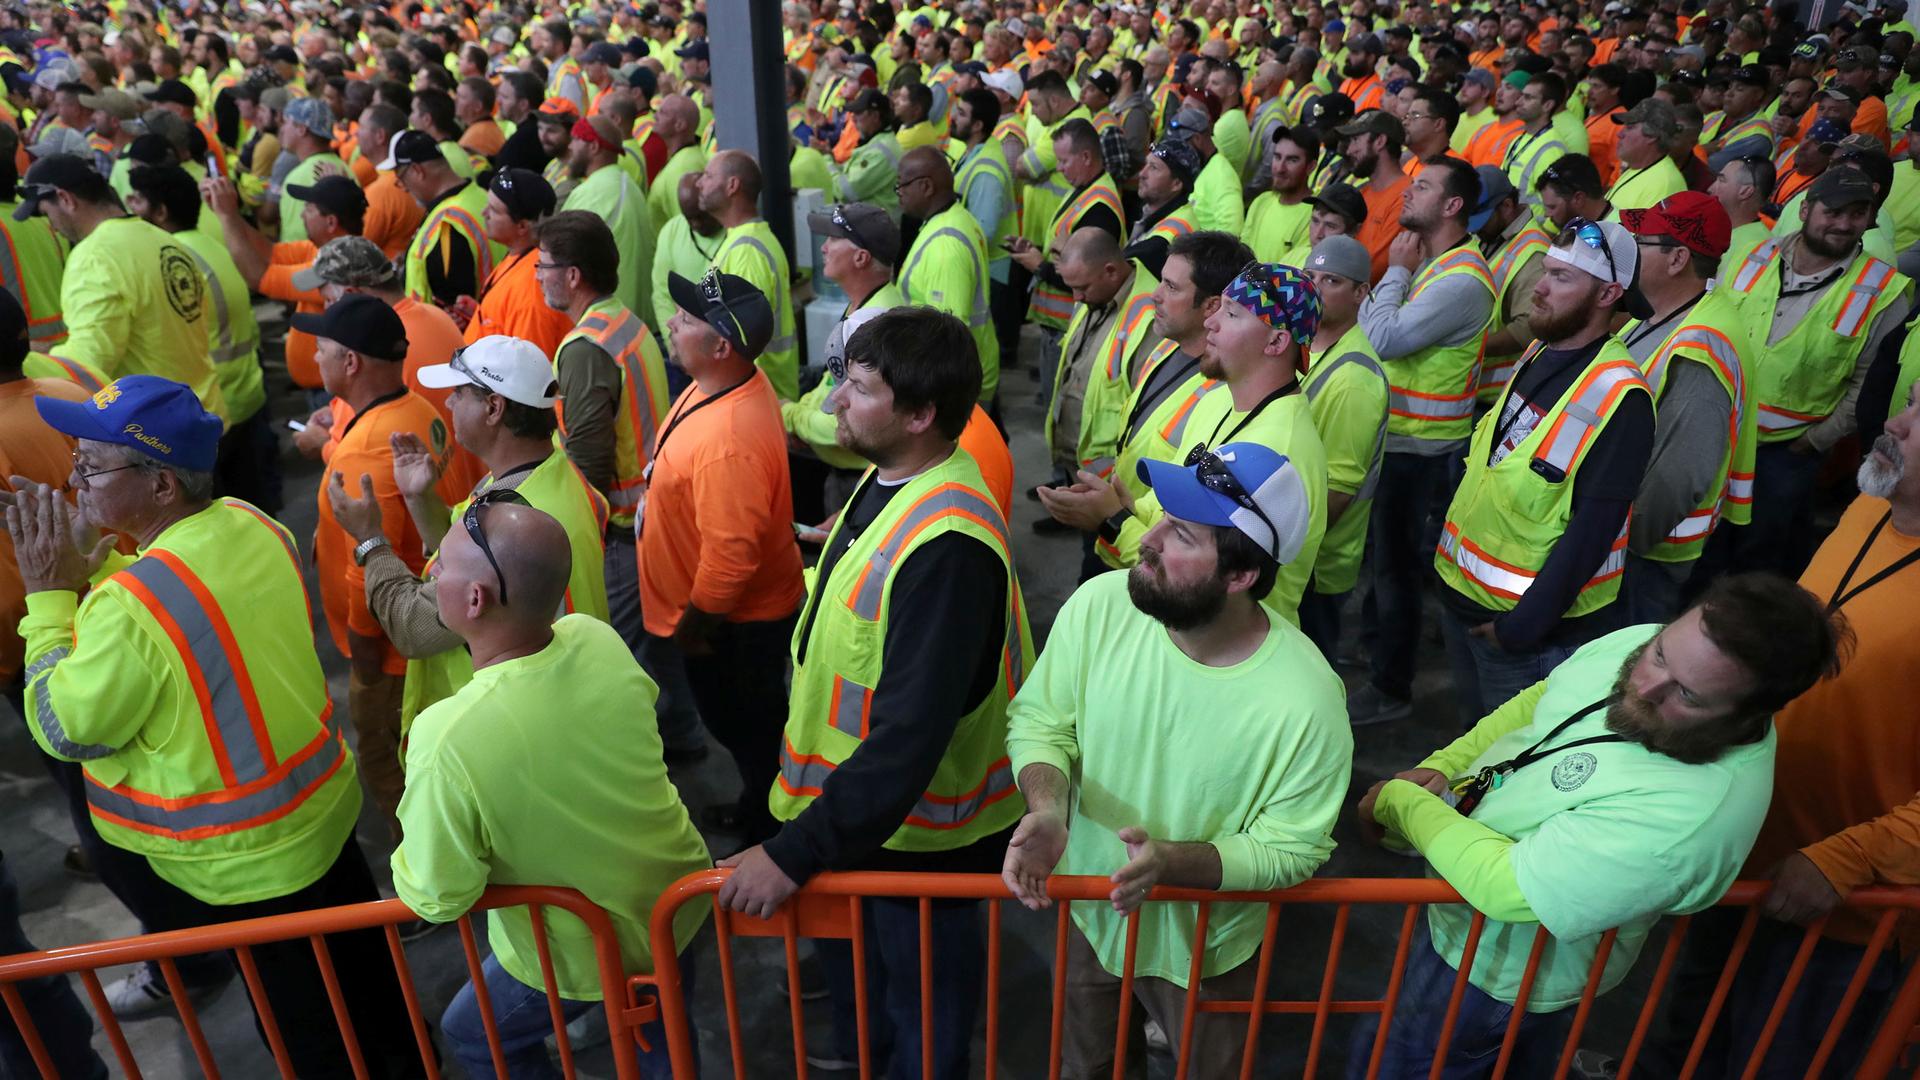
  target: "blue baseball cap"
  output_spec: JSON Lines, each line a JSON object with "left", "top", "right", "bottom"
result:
{"left": 37, "top": 376, "right": 223, "bottom": 472}
{"left": 1138, "top": 442, "right": 1313, "bottom": 564}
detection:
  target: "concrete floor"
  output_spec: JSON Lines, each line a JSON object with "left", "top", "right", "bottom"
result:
{"left": 2, "top": 312, "right": 1645, "bottom": 1078}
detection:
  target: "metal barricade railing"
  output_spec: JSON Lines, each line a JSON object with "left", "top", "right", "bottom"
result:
{"left": 637, "top": 871, "right": 1920, "bottom": 1080}
{"left": 0, "top": 886, "right": 651, "bottom": 1080}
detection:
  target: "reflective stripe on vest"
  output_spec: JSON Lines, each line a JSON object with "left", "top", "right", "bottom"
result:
{"left": 1306, "top": 351, "right": 1389, "bottom": 500}
{"left": 1533, "top": 359, "right": 1649, "bottom": 475}
{"left": 1643, "top": 325, "right": 1747, "bottom": 544}
{"left": 1832, "top": 257, "right": 1897, "bottom": 336}
{"left": 1389, "top": 249, "right": 1494, "bottom": 424}
{"left": 1104, "top": 291, "right": 1157, "bottom": 380}
{"left": 179, "top": 245, "right": 251, "bottom": 365}
{"left": 28, "top": 646, "right": 113, "bottom": 759}
{"left": 1729, "top": 237, "right": 1780, "bottom": 292}
{"left": 1438, "top": 518, "right": 1628, "bottom": 602}
{"left": 1147, "top": 211, "right": 1194, "bottom": 243}
{"left": 900, "top": 225, "right": 991, "bottom": 329}
{"left": 724, "top": 235, "right": 797, "bottom": 353}
{"left": 43, "top": 354, "right": 103, "bottom": 392}
{"left": 1050, "top": 180, "right": 1123, "bottom": 250}
{"left": 778, "top": 738, "right": 1019, "bottom": 830}
{"left": 570, "top": 308, "right": 661, "bottom": 512}
{"left": 845, "top": 483, "right": 1007, "bottom": 620}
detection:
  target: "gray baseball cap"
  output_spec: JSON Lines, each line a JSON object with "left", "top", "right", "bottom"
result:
{"left": 1303, "top": 234, "right": 1371, "bottom": 284}
{"left": 292, "top": 235, "right": 398, "bottom": 292}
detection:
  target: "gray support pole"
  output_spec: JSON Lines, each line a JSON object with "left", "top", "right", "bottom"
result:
{"left": 707, "top": 0, "right": 794, "bottom": 259}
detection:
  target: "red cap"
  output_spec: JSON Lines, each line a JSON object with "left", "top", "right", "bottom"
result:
{"left": 1619, "top": 191, "right": 1732, "bottom": 259}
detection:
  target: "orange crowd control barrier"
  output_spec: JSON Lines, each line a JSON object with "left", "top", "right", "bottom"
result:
{"left": 638, "top": 872, "right": 1920, "bottom": 1080}
{"left": 5, "top": 874, "right": 1920, "bottom": 1079}
{"left": 0, "top": 886, "right": 651, "bottom": 1080}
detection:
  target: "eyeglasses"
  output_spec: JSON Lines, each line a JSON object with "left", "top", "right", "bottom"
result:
{"left": 893, "top": 174, "right": 930, "bottom": 194}
{"left": 71, "top": 451, "right": 139, "bottom": 483}
{"left": 1403, "top": 111, "right": 1436, "bottom": 123}
{"left": 1182, "top": 445, "right": 1280, "bottom": 554}
{"left": 462, "top": 487, "right": 529, "bottom": 606}
{"left": 533, "top": 261, "right": 572, "bottom": 274}
{"left": 698, "top": 267, "right": 748, "bottom": 345}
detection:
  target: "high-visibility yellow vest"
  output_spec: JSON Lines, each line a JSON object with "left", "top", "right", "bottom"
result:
{"left": 1017, "top": 105, "right": 1090, "bottom": 258}
{"left": 0, "top": 204, "right": 67, "bottom": 351}
{"left": 712, "top": 221, "right": 800, "bottom": 400}
{"left": 1145, "top": 206, "right": 1195, "bottom": 246}
{"left": 899, "top": 201, "right": 1000, "bottom": 402}
{"left": 23, "top": 351, "right": 105, "bottom": 390}
{"left": 770, "top": 452, "right": 1031, "bottom": 850}
{"left": 1029, "top": 172, "right": 1123, "bottom": 329}
{"left": 1304, "top": 324, "right": 1389, "bottom": 595}
{"left": 403, "top": 181, "right": 502, "bottom": 303}
{"left": 172, "top": 229, "right": 265, "bottom": 426}
{"left": 955, "top": 139, "right": 1015, "bottom": 249}
{"left": 1383, "top": 246, "right": 1497, "bottom": 441}
{"left": 1627, "top": 293, "right": 1756, "bottom": 561}
{"left": 1478, "top": 224, "right": 1552, "bottom": 401}
{"left": 1045, "top": 260, "right": 1158, "bottom": 475}
{"left": 1714, "top": 113, "right": 1773, "bottom": 156}
{"left": 279, "top": 151, "right": 348, "bottom": 243}
{"left": 400, "top": 453, "right": 612, "bottom": 736}
{"left": 1724, "top": 237, "right": 1911, "bottom": 442}
{"left": 1096, "top": 340, "right": 1222, "bottom": 568}
{"left": 29, "top": 499, "right": 359, "bottom": 901}
{"left": 557, "top": 298, "right": 670, "bottom": 530}
{"left": 1436, "top": 339, "right": 1652, "bottom": 615}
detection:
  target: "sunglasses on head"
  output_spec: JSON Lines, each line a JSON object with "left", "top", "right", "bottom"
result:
{"left": 1561, "top": 216, "right": 1617, "bottom": 274}
{"left": 698, "top": 267, "right": 748, "bottom": 346}
{"left": 462, "top": 487, "right": 529, "bottom": 606}
{"left": 1182, "top": 444, "right": 1280, "bottom": 555}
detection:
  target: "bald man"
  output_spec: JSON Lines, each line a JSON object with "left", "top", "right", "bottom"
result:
{"left": 646, "top": 94, "right": 707, "bottom": 232}
{"left": 698, "top": 150, "right": 800, "bottom": 399}
{"left": 1036, "top": 227, "right": 1161, "bottom": 573}
{"left": 651, "top": 172, "right": 727, "bottom": 362}
{"left": 896, "top": 146, "right": 1001, "bottom": 406}
{"left": 1248, "top": 60, "right": 1292, "bottom": 191}
{"left": 393, "top": 501, "right": 711, "bottom": 1078}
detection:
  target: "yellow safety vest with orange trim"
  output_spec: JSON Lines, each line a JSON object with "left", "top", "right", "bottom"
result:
{"left": 1628, "top": 292, "right": 1757, "bottom": 560}
{"left": 22, "top": 498, "right": 360, "bottom": 904}
{"left": 771, "top": 451, "right": 1032, "bottom": 851}
{"left": 1029, "top": 172, "right": 1124, "bottom": 329}
{"left": 1383, "top": 246, "right": 1497, "bottom": 442}
{"left": 556, "top": 297, "right": 670, "bottom": 530}
{"left": 403, "top": 181, "right": 502, "bottom": 304}
{"left": 1724, "top": 237, "right": 1911, "bottom": 442}
{"left": 1436, "top": 339, "right": 1652, "bottom": 616}
{"left": 1045, "top": 260, "right": 1159, "bottom": 476}
{"left": 1097, "top": 340, "right": 1223, "bottom": 568}
{"left": 0, "top": 206, "right": 67, "bottom": 351}
{"left": 1478, "top": 224, "right": 1552, "bottom": 402}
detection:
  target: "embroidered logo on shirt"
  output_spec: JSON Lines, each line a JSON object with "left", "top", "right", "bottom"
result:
{"left": 1551, "top": 752, "right": 1598, "bottom": 792}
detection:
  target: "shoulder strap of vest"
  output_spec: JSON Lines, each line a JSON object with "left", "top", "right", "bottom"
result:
{"left": 844, "top": 479, "right": 1010, "bottom": 620}
{"left": 1832, "top": 255, "right": 1900, "bottom": 336}
{"left": 1533, "top": 358, "right": 1651, "bottom": 474}
{"left": 1730, "top": 237, "right": 1782, "bottom": 292}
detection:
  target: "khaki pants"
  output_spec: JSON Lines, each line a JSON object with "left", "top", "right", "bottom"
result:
{"left": 1058, "top": 919, "right": 1260, "bottom": 1079}
{"left": 348, "top": 668, "right": 406, "bottom": 839}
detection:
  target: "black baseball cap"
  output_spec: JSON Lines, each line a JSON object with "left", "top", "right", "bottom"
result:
{"left": 675, "top": 39, "right": 709, "bottom": 62}
{"left": 489, "top": 167, "right": 556, "bottom": 221}
{"left": 265, "top": 44, "right": 300, "bottom": 64}
{"left": 286, "top": 174, "right": 368, "bottom": 220}
{"left": 1306, "top": 182, "right": 1367, "bottom": 226}
{"left": 289, "top": 294, "right": 409, "bottom": 362}
{"left": 807, "top": 202, "right": 900, "bottom": 266}
{"left": 142, "top": 78, "right": 195, "bottom": 108}
{"left": 13, "top": 153, "right": 108, "bottom": 221}
{"left": 667, "top": 269, "right": 775, "bottom": 359}
{"left": 388, "top": 129, "right": 444, "bottom": 168}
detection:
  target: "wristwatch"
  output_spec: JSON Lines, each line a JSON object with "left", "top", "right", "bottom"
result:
{"left": 352, "top": 536, "right": 391, "bottom": 566}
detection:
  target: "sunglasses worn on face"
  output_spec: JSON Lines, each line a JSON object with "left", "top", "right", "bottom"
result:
{"left": 1182, "top": 445, "right": 1280, "bottom": 554}
{"left": 463, "top": 487, "right": 529, "bottom": 606}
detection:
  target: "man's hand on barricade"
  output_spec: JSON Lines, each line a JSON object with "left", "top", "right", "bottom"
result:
{"left": 4, "top": 478, "right": 115, "bottom": 594}
{"left": 716, "top": 845, "right": 800, "bottom": 920}
{"left": 1761, "top": 852, "right": 1843, "bottom": 925}
{"left": 1109, "top": 827, "right": 1164, "bottom": 915}
{"left": 327, "top": 472, "right": 386, "bottom": 543}
{"left": 1003, "top": 808, "right": 1069, "bottom": 910}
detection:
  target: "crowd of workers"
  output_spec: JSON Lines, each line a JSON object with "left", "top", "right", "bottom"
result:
{"left": 0, "top": 0, "right": 1917, "bottom": 1076}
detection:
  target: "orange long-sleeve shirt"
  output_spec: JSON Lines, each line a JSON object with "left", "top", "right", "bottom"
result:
{"left": 364, "top": 172, "right": 426, "bottom": 261}
{"left": 1743, "top": 495, "right": 1920, "bottom": 947}
{"left": 259, "top": 240, "right": 326, "bottom": 388}
{"left": 639, "top": 369, "right": 805, "bottom": 634}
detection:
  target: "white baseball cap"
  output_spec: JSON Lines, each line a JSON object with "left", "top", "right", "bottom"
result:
{"left": 983, "top": 70, "right": 1024, "bottom": 99}
{"left": 1544, "top": 218, "right": 1653, "bottom": 318}
{"left": 820, "top": 306, "right": 888, "bottom": 409}
{"left": 417, "top": 335, "right": 558, "bottom": 408}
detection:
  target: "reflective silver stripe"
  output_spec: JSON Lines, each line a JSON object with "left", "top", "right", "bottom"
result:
{"left": 907, "top": 760, "right": 1015, "bottom": 827}
{"left": 27, "top": 647, "right": 115, "bottom": 760}
{"left": 84, "top": 734, "right": 347, "bottom": 836}
{"left": 1730, "top": 238, "right": 1780, "bottom": 292}
{"left": 179, "top": 245, "right": 252, "bottom": 366}
{"left": 117, "top": 557, "right": 271, "bottom": 785}
{"left": 872, "top": 137, "right": 902, "bottom": 171}
{"left": 900, "top": 225, "right": 991, "bottom": 329}
{"left": 778, "top": 743, "right": 833, "bottom": 792}
{"left": 1307, "top": 352, "right": 1390, "bottom": 501}
{"left": 1164, "top": 382, "right": 1222, "bottom": 445}
{"left": 585, "top": 311, "right": 661, "bottom": 450}
{"left": 28, "top": 319, "right": 66, "bottom": 346}
{"left": 849, "top": 486, "right": 1006, "bottom": 620}
{"left": 1833, "top": 259, "right": 1895, "bottom": 336}
{"left": 1387, "top": 386, "right": 1477, "bottom": 421}
{"left": 726, "top": 235, "right": 794, "bottom": 354}
{"left": 1003, "top": 605, "right": 1025, "bottom": 691}
{"left": 830, "top": 676, "right": 871, "bottom": 738}
{"left": 1534, "top": 363, "right": 1647, "bottom": 475}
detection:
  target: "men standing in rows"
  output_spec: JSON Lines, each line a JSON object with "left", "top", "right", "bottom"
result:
{"left": 718, "top": 307, "right": 1029, "bottom": 1080}
{"left": 700, "top": 151, "right": 801, "bottom": 401}
{"left": 562, "top": 114, "right": 656, "bottom": 324}
{"left": 390, "top": 130, "right": 499, "bottom": 311}
{"left": 1298, "top": 235, "right": 1389, "bottom": 661}
{"left": 645, "top": 271, "right": 804, "bottom": 846}
{"left": 1006, "top": 441, "right": 1349, "bottom": 1079}
{"left": 1715, "top": 168, "right": 1912, "bottom": 578}
{"left": 1435, "top": 220, "right": 1656, "bottom": 720}
{"left": 1122, "top": 138, "right": 1198, "bottom": 279}
{"left": 896, "top": 147, "right": 1000, "bottom": 406}
{"left": 466, "top": 168, "right": 574, "bottom": 357}
{"left": 1617, "top": 194, "right": 1755, "bottom": 623}
{"left": 296, "top": 295, "right": 457, "bottom": 837}
{"left": 11, "top": 379, "right": 417, "bottom": 1072}
{"left": 1348, "top": 156, "right": 1497, "bottom": 725}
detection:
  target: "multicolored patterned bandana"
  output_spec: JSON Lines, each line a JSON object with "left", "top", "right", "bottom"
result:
{"left": 1225, "top": 263, "right": 1322, "bottom": 343}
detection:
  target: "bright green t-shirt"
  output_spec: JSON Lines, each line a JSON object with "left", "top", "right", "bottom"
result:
{"left": 1192, "top": 154, "right": 1245, "bottom": 236}
{"left": 1303, "top": 324, "right": 1387, "bottom": 595}
{"left": 393, "top": 615, "right": 712, "bottom": 998}
{"left": 1243, "top": 193, "right": 1313, "bottom": 264}
{"left": 1005, "top": 571, "right": 1352, "bottom": 987}
{"left": 1397, "top": 624, "right": 1775, "bottom": 1012}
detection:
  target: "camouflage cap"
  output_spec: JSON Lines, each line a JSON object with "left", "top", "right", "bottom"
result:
{"left": 291, "top": 235, "right": 398, "bottom": 292}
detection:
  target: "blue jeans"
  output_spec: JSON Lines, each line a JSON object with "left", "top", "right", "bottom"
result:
{"left": 0, "top": 851, "right": 108, "bottom": 1080}
{"left": 1365, "top": 451, "right": 1456, "bottom": 700}
{"left": 1718, "top": 441, "right": 1826, "bottom": 579}
{"left": 818, "top": 897, "right": 984, "bottom": 1080}
{"left": 1350, "top": 920, "right": 1573, "bottom": 1079}
{"left": 1638, "top": 909, "right": 1903, "bottom": 1078}
{"left": 442, "top": 951, "right": 691, "bottom": 1080}
{"left": 1439, "top": 607, "right": 1578, "bottom": 729}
